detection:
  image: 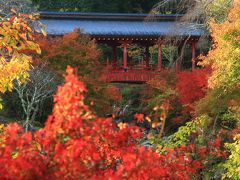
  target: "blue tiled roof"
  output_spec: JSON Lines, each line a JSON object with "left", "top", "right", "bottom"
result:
{"left": 39, "top": 12, "right": 205, "bottom": 37}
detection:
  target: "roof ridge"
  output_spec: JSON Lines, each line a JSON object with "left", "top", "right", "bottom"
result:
{"left": 39, "top": 11, "right": 184, "bottom": 21}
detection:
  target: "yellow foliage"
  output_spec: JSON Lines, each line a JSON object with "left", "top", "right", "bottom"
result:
{"left": 117, "top": 122, "right": 127, "bottom": 129}
{"left": 0, "top": 13, "right": 41, "bottom": 109}
{"left": 200, "top": 0, "right": 240, "bottom": 92}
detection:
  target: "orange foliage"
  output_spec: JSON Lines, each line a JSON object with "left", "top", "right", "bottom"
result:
{"left": 36, "top": 29, "right": 120, "bottom": 115}
{"left": 134, "top": 113, "right": 145, "bottom": 123}
{"left": 36, "top": 29, "right": 100, "bottom": 75}
{"left": 106, "top": 85, "right": 122, "bottom": 101}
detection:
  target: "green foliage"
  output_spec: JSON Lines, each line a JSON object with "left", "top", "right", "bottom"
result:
{"left": 150, "top": 115, "right": 210, "bottom": 150}
{"left": 223, "top": 134, "right": 240, "bottom": 179}
{"left": 162, "top": 45, "right": 177, "bottom": 67}
{"left": 197, "top": 89, "right": 240, "bottom": 130}
{"left": 166, "top": 119, "right": 202, "bottom": 146}
{"left": 148, "top": 45, "right": 177, "bottom": 67}
{"left": 206, "top": 0, "right": 233, "bottom": 23}
{"left": 127, "top": 44, "right": 143, "bottom": 62}
{"left": 32, "top": 0, "right": 159, "bottom": 13}
{"left": 1, "top": 91, "right": 23, "bottom": 120}
{"left": 113, "top": 84, "right": 143, "bottom": 121}
{"left": 151, "top": 0, "right": 181, "bottom": 14}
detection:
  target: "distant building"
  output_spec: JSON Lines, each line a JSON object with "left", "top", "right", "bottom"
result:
{"left": 39, "top": 11, "right": 205, "bottom": 82}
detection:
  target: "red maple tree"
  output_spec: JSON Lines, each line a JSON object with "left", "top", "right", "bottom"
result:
{"left": 176, "top": 68, "right": 211, "bottom": 112}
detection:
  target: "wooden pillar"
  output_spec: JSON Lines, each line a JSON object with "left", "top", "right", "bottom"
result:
{"left": 106, "top": 58, "right": 109, "bottom": 67}
{"left": 145, "top": 46, "right": 150, "bottom": 67}
{"left": 112, "top": 46, "right": 117, "bottom": 68}
{"left": 191, "top": 41, "right": 196, "bottom": 71}
{"left": 176, "top": 44, "right": 183, "bottom": 72}
{"left": 123, "top": 43, "right": 128, "bottom": 71}
{"left": 141, "top": 58, "right": 144, "bottom": 69}
{"left": 157, "top": 43, "right": 162, "bottom": 71}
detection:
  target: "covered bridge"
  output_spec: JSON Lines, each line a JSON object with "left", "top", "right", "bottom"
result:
{"left": 39, "top": 12, "right": 205, "bottom": 82}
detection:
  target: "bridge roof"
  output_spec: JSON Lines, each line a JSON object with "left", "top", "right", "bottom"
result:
{"left": 39, "top": 11, "right": 205, "bottom": 38}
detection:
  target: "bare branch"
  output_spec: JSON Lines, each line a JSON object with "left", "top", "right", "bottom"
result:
{"left": 0, "top": 0, "right": 35, "bottom": 18}
{"left": 13, "top": 65, "right": 60, "bottom": 131}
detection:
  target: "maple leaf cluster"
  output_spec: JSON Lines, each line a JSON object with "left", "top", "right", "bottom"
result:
{"left": 134, "top": 113, "right": 145, "bottom": 123}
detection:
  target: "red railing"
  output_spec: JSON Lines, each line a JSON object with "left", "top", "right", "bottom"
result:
{"left": 104, "top": 69, "right": 158, "bottom": 82}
